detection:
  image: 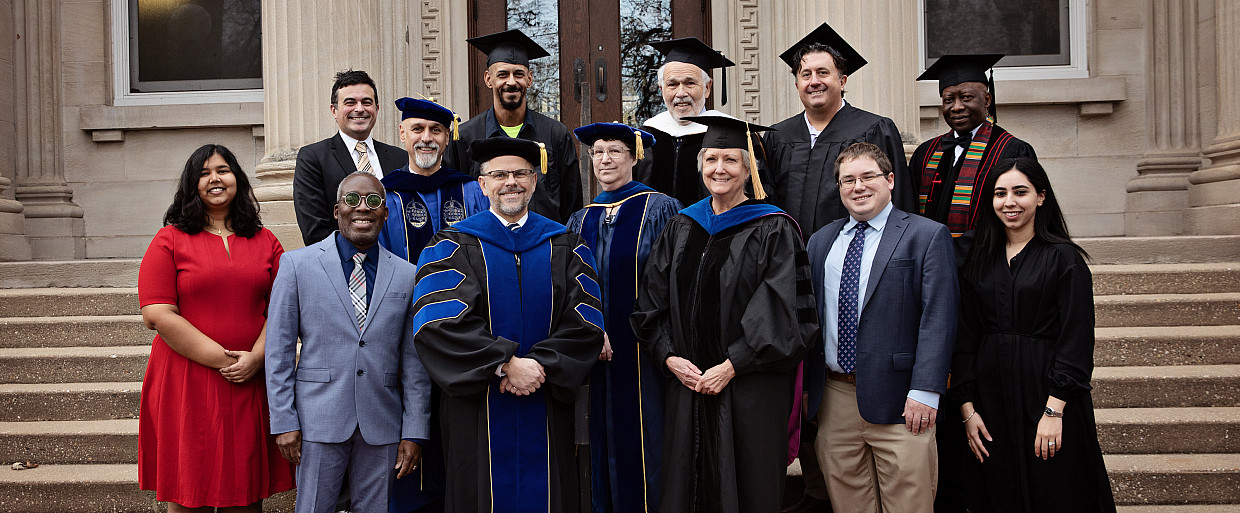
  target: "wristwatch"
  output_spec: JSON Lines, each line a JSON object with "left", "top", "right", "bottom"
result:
{"left": 1043, "top": 406, "right": 1064, "bottom": 418}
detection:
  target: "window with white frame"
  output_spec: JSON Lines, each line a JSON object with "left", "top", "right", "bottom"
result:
{"left": 920, "top": 0, "right": 1088, "bottom": 80}
{"left": 113, "top": 0, "right": 263, "bottom": 105}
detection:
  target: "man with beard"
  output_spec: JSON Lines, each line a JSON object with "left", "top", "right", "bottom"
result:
{"left": 412, "top": 137, "right": 604, "bottom": 513}
{"left": 764, "top": 23, "right": 913, "bottom": 238}
{"left": 378, "top": 97, "right": 488, "bottom": 513}
{"left": 295, "top": 70, "right": 409, "bottom": 246}
{"left": 378, "top": 97, "right": 489, "bottom": 262}
{"left": 635, "top": 37, "right": 738, "bottom": 207}
{"left": 267, "top": 171, "right": 432, "bottom": 513}
{"left": 441, "top": 29, "right": 582, "bottom": 223}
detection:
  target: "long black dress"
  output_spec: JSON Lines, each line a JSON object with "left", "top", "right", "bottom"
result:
{"left": 949, "top": 239, "right": 1116, "bottom": 513}
{"left": 631, "top": 199, "right": 817, "bottom": 513}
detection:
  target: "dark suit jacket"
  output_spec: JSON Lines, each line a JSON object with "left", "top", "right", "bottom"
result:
{"left": 293, "top": 134, "right": 408, "bottom": 246}
{"left": 805, "top": 206, "right": 959, "bottom": 425}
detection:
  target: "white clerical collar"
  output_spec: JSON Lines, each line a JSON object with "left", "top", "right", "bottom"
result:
{"left": 491, "top": 210, "right": 528, "bottom": 228}
{"left": 643, "top": 109, "right": 735, "bottom": 138}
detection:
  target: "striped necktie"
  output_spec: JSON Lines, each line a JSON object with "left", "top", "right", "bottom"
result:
{"left": 349, "top": 252, "right": 368, "bottom": 329}
{"left": 355, "top": 141, "right": 373, "bottom": 175}
{"left": 507, "top": 222, "right": 520, "bottom": 232}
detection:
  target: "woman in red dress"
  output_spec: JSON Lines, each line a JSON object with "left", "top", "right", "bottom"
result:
{"left": 138, "top": 144, "right": 294, "bottom": 511}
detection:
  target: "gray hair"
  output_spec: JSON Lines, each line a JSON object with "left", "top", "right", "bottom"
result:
{"left": 336, "top": 170, "right": 380, "bottom": 201}
{"left": 656, "top": 63, "right": 711, "bottom": 89}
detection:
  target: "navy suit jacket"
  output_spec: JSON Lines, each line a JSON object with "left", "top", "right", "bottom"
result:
{"left": 293, "top": 133, "right": 408, "bottom": 246}
{"left": 804, "top": 206, "right": 959, "bottom": 425}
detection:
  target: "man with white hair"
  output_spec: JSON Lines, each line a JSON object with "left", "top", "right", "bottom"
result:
{"left": 636, "top": 37, "right": 737, "bottom": 207}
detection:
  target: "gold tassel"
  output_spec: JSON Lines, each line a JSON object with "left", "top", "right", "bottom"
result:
{"left": 452, "top": 115, "right": 460, "bottom": 141}
{"left": 746, "top": 124, "right": 767, "bottom": 200}
{"left": 538, "top": 142, "right": 548, "bottom": 174}
{"left": 634, "top": 130, "right": 645, "bottom": 160}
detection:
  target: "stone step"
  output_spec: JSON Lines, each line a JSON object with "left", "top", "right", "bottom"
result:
{"left": 1093, "top": 365, "right": 1240, "bottom": 408}
{"left": 1106, "top": 453, "right": 1240, "bottom": 505}
{"left": 0, "top": 315, "right": 150, "bottom": 348}
{"left": 1095, "top": 293, "right": 1240, "bottom": 328}
{"left": 0, "top": 259, "right": 139, "bottom": 289}
{"left": 0, "top": 288, "right": 138, "bottom": 317}
{"left": 0, "top": 420, "right": 137, "bottom": 464}
{"left": 1095, "top": 326, "right": 1240, "bottom": 367}
{"left": 1096, "top": 407, "right": 1240, "bottom": 455}
{"left": 1092, "top": 263, "right": 1240, "bottom": 295}
{"left": 0, "top": 346, "right": 149, "bottom": 384}
{"left": 1078, "top": 235, "right": 1240, "bottom": 265}
{"left": 0, "top": 464, "right": 294, "bottom": 512}
{"left": 0, "top": 382, "right": 140, "bottom": 421}
{"left": 1117, "top": 506, "right": 1240, "bottom": 512}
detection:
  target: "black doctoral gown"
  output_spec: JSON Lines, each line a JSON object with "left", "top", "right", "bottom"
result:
{"left": 441, "top": 108, "right": 583, "bottom": 223}
{"left": 949, "top": 239, "right": 1116, "bottom": 513}
{"left": 763, "top": 104, "right": 913, "bottom": 237}
{"left": 411, "top": 212, "right": 605, "bottom": 513}
{"left": 631, "top": 199, "right": 817, "bottom": 513}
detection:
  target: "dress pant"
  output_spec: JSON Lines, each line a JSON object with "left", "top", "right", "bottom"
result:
{"left": 815, "top": 378, "right": 937, "bottom": 513}
{"left": 296, "top": 427, "right": 397, "bottom": 513}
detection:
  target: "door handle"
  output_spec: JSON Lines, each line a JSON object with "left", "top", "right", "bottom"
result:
{"left": 574, "top": 58, "right": 586, "bottom": 104}
{"left": 595, "top": 58, "right": 608, "bottom": 102}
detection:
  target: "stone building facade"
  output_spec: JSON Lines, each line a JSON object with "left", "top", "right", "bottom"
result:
{"left": 0, "top": 0, "right": 1236, "bottom": 260}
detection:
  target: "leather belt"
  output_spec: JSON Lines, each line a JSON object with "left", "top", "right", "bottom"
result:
{"left": 827, "top": 370, "right": 856, "bottom": 384}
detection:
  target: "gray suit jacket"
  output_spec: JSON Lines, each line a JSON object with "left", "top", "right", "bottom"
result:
{"left": 804, "top": 207, "right": 959, "bottom": 425}
{"left": 266, "top": 234, "right": 430, "bottom": 445}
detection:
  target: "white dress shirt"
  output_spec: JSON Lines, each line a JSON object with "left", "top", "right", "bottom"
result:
{"left": 338, "top": 130, "right": 385, "bottom": 180}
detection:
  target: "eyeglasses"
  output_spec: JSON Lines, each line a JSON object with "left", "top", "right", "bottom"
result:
{"left": 838, "top": 173, "right": 888, "bottom": 189}
{"left": 341, "top": 191, "right": 384, "bottom": 209}
{"left": 588, "top": 147, "right": 629, "bottom": 160}
{"left": 482, "top": 169, "right": 536, "bottom": 181}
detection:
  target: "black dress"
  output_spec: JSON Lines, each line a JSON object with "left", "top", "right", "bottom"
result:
{"left": 630, "top": 200, "right": 817, "bottom": 513}
{"left": 950, "top": 238, "right": 1116, "bottom": 513}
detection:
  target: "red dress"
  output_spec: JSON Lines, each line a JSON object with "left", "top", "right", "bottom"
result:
{"left": 137, "top": 225, "right": 295, "bottom": 507}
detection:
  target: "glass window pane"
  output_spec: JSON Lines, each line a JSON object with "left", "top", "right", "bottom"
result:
{"left": 508, "top": 0, "right": 561, "bottom": 121}
{"left": 924, "top": 0, "right": 1070, "bottom": 67}
{"left": 620, "top": 0, "right": 672, "bottom": 127}
{"left": 130, "top": 0, "right": 262, "bottom": 92}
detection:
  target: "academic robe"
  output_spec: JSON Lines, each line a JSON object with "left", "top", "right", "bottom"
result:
{"left": 949, "top": 239, "right": 1116, "bottom": 513}
{"left": 411, "top": 212, "right": 605, "bottom": 513}
{"left": 910, "top": 122, "right": 1036, "bottom": 237}
{"left": 763, "top": 104, "right": 913, "bottom": 237}
{"left": 631, "top": 199, "right": 817, "bottom": 513}
{"left": 441, "top": 108, "right": 582, "bottom": 223}
{"left": 636, "top": 110, "right": 719, "bottom": 206}
{"left": 565, "top": 181, "right": 683, "bottom": 513}
{"left": 378, "top": 166, "right": 489, "bottom": 261}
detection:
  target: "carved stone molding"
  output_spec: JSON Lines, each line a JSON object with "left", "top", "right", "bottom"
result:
{"left": 735, "top": 0, "right": 761, "bottom": 124}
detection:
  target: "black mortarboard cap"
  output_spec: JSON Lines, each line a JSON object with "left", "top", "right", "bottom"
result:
{"left": 778, "top": 23, "right": 868, "bottom": 75}
{"left": 650, "top": 37, "right": 735, "bottom": 105}
{"left": 573, "top": 122, "right": 656, "bottom": 160}
{"left": 467, "top": 29, "right": 551, "bottom": 67}
{"left": 917, "top": 54, "right": 1003, "bottom": 121}
{"left": 681, "top": 115, "right": 774, "bottom": 199}
{"left": 468, "top": 137, "right": 548, "bottom": 174}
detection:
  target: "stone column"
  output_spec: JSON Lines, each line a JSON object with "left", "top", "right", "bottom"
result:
{"left": 0, "top": 0, "right": 32, "bottom": 261}
{"left": 257, "top": 0, "right": 445, "bottom": 250}
{"left": 717, "top": 1, "right": 921, "bottom": 147}
{"left": 1186, "top": 1, "right": 1240, "bottom": 234}
{"left": 1125, "top": 0, "right": 1200, "bottom": 236}
{"left": 12, "top": 0, "right": 84, "bottom": 259}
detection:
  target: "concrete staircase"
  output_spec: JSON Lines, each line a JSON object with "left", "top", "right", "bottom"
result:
{"left": 0, "top": 260, "right": 294, "bottom": 512}
{"left": 1, "top": 236, "right": 1238, "bottom": 512}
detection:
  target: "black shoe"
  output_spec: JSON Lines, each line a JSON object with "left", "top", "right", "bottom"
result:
{"left": 782, "top": 495, "right": 832, "bottom": 513}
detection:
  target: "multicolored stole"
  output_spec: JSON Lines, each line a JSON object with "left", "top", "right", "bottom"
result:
{"left": 916, "top": 122, "right": 1017, "bottom": 236}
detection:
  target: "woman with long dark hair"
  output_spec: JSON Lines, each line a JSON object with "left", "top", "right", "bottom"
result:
{"left": 951, "top": 157, "right": 1115, "bottom": 512}
{"left": 138, "top": 144, "right": 293, "bottom": 512}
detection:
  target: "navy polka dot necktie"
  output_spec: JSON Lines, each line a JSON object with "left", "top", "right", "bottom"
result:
{"left": 837, "top": 221, "right": 870, "bottom": 374}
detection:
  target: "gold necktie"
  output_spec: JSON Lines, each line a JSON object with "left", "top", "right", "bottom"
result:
{"left": 355, "top": 141, "right": 373, "bottom": 175}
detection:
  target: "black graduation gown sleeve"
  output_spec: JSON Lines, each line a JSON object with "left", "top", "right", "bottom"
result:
{"left": 1048, "top": 246, "right": 1095, "bottom": 400}
{"left": 629, "top": 215, "right": 682, "bottom": 369}
{"left": 871, "top": 117, "right": 914, "bottom": 213}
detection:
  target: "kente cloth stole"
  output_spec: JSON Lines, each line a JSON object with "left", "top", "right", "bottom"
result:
{"left": 917, "top": 122, "right": 1003, "bottom": 236}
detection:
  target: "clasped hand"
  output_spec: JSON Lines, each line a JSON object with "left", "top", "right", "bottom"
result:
{"left": 219, "top": 349, "right": 262, "bottom": 383}
{"left": 666, "top": 357, "right": 735, "bottom": 395}
{"left": 499, "top": 356, "right": 545, "bottom": 396}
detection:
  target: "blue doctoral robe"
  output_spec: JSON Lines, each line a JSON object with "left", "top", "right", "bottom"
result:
{"left": 378, "top": 166, "right": 489, "bottom": 260}
{"left": 411, "top": 212, "right": 605, "bottom": 513}
{"left": 565, "top": 181, "right": 682, "bottom": 513}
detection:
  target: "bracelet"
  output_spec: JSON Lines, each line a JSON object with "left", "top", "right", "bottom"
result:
{"left": 1043, "top": 406, "right": 1064, "bottom": 418}
{"left": 962, "top": 410, "right": 977, "bottom": 423}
